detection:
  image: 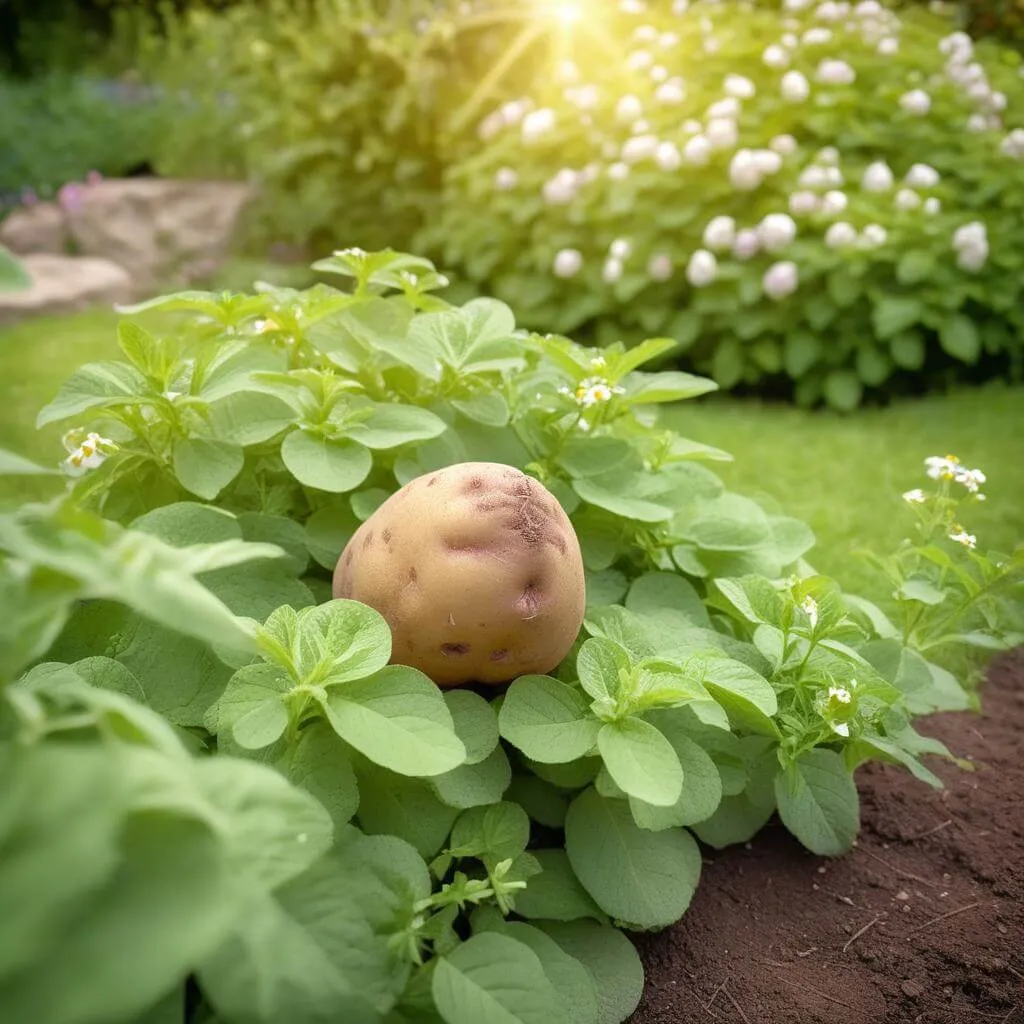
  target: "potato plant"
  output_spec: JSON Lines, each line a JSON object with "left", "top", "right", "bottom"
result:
{"left": 1, "top": 247, "right": 1020, "bottom": 1024}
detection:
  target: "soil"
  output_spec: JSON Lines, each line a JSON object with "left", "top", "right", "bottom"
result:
{"left": 631, "top": 649, "right": 1024, "bottom": 1024}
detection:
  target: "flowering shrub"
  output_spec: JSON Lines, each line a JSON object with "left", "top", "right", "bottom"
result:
{"left": 422, "top": 0, "right": 1024, "bottom": 408}
{"left": 1, "top": 244, "right": 1020, "bottom": 1023}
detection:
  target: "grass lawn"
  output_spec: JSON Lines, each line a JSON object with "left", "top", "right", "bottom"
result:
{"left": 1, "top": 306, "right": 1021, "bottom": 607}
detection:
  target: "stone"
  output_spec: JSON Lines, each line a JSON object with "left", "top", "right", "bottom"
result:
{"left": 0, "top": 202, "right": 69, "bottom": 255}
{"left": 65, "top": 178, "right": 256, "bottom": 290}
{"left": 0, "top": 254, "right": 136, "bottom": 325}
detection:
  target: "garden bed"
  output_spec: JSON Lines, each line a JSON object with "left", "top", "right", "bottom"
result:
{"left": 633, "top": 649, "right": 1024, "bottom": 1024}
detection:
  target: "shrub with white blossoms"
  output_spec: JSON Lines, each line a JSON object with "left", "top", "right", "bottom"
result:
{"left": 422, "top": 0, "right": 1024, "bottom": 409}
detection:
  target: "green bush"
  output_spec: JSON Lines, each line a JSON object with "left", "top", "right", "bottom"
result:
{"left": 1, "top": 245, "right": 1020, "bottom": 1023}
{"left": 422, "top": 0, "right": 1024, "bottom": 408}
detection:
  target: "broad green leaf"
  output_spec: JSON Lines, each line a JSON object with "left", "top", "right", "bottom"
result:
{"left": 238, "top": 513, "right": 309, "bottom": 576}
{"left": 36, "top": 360, "right": 150, "bottom": 426}
{"left": 702, "top": 659, "right": 779, "bottom": 736}
{"left": 576, "top": 636, "right": 632, "bottom": 706}
{"left": 896, "top": 578, "right": 946, "bottom": 605}
{"left": 499, "top": 676, "right": 601, "bottom": 763}
{"left": 859, "top": 639, "right": 932, "bottom": 697}
{"left": 305, "top": 504, "right": 360, "bottom": 570}
{"left": 774, "top": 749, "right": 860, "bottom": 856}
{"left": 565, "top": 788, "right": 702, "bottom": 929}
{"left": 622, "top": 370, "right": 717, "bottom": 404}
{"left": 343, "top": 403, "right": 448, "bottom": 449}
{"left": 596, "top": 718, "right": 682, "bottom": 807}
{"left": 572, "top": 474, "right": 674, "bottom": 523}
{"left": 117, "top": 321, "right": 159, "bottom": 375}
{"left": 173, "top": 439, "right": 244, "bottom": 500}
{"left": 505, "top": 775, "right": 570, "bottom": 829}
{"left": 852, "top": 734, "right": 942, "bottom": 790}
{"left": 691, "top": 792, "right": 775, "bottom": 848}
{"left": 585, "top": 569, "right": 629, "bottom": 608}
{"left": 290, "top": 599, "right": 392, "bottom": 685}
{"left": 452, "top": 392, "right": 510, "bottom": 427}
{"left": 513, "top": 849, "right": 604, "bottom": 923}
{"left": 277, "top": 722, "right": 359, "bottom": 829}
{"left": 537, "top": 921, "right": 644, "bottom": 1024}
{"left": 684, "top": 495, "right": 772, "bottom": 551}
{"left": 206, "top": 391, "right": 296, "bottom": 445}
{"left": 449, "top": 802, "right": 530, "bottom": 862}
{"left": 872, "top": 295, "right": 923, "bottom": 340}
{"left": 443, "top": 690, "right": 500, "bottom": 765}
{"left": 432, "top": 932, "right": 568, "bottom": 1024}
{"left": 557, "top": 437, "right": 637, "bottom": 479}
{"left": 232, "top": 697, "right": 289, "bottom": 750}
{"left": 430, "top": 746, "right": 512, "bottom": 809}
{"left": 625, "top": 572, "right": 710, "bottom": 628}
{"left": 281, "top": 431, "right": 373, "bottom": 492}
{"left": 824, "top": 370, "right": 863, "bottom": 413}
{"left": 321, "top": 666, "right": 465, "bottom": 776}
{"left": 207, "top": 663, "right": 291, "bottom": 748}
{"left": 783, "top": 330, "right": 821, "bottom": 378}
{"left": 0, "top": 243, "right": 30, "bottom": 290}
{"left": 0, "top": 447, "right": 59, "bottom": 475}
{"left": 939, "top": 314, "right": 981, "bottom": 363}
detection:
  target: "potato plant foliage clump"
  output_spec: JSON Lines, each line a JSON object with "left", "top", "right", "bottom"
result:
{"left": 1, "top": 248, "right": 1021, "bottom": 1024}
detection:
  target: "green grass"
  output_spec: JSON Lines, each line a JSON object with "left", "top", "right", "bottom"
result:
{"left": 1, "top": 307, "right": 1021, "bottom": 608}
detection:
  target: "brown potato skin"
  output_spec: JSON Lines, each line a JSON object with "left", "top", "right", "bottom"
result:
{"left": 332, "top": 462, "right": 586, "bottom": 687}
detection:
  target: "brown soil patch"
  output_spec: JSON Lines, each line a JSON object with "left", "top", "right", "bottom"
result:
{"left": 632, "top": 650, "right": 1024, "bottom": 1024}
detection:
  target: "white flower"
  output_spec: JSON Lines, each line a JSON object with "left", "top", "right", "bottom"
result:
{"left": 603, "top": 257, "right": 624, "bottom": 284}
{"left": 730, "top": 149, "right": 764, "bottom": 190}
{"left": 1001, "top": 128, "right": 1024, "bottom": 159}
{"left": 803, "top": 27, "right": 833, "bottom": 45}
{"left": 825, "top": 221, "right": 858, "bottom": 248}
{"left": 616, "top": 95, "right": 644, "bottom": 122}
{"left": 894, "top": 188, "right": 921, "bottom": 211}
{"left": 659, "top": 30, "right": 680, "bottom": 47}
{"left": 832, "top": 721, "right": 851, "bottom": 738}
{"left": 626, "top": 49, "right": 654, "bottom": 72}
{"left": 557, "top": 59, "right": 579, "bottom": 83}
{"left": 771, "top": 133, "right": 798, "bottom": 156}
{"left": 798, "top": 165, "right": 830, "bottom": 190}
{"left": 820, "top": 190, "right": 848, "bottom": 215}
{"left": 622, "top": 134, "right": 659, "bottom": 164}
{"left": 494, "top": 167, "right": 518, "bottom": 191}
{"left": 732, "top": 228, "right": 761, "bottom": 260}
{"left": 703, "top": 215, "right": 737, "bottom": 250}
{"left": 955, "top": 466, "right": 987, "bottom": 493}
{"left": 924, "top": 197, "right": 941, "bottom": 215}
{"left": 63, "top": 432, "right": 117, "bottom": 477}
{"left": 574, "top": 377, "right": 625, "bottom": 407}
{"left": 953, "top": 221, "right": 987, "bottom": 250}
{"left": 988, "top": 91, "right": 1008, "bottom": 112}
{"left": 682, "top": 118, "right": 703, "bottom": 134}
{"left": 608, "top": 161, "right": 630, "bottom": 181}
{"left": 817, "top": 146, "right": 840, "bottom": 166}
{"left": 861, "top": 160, "right": 894, "bottom": 191}
{"left": 477, "top": 111, "right": 505, "bottom": 140}
{"left": 632, "top": 119, "right": 651, "bottom": 134}
{"left": 609, "top": 238, "right": 633, "bottom": 259}
{"left": 859, "top": 224, "right": 888, "bottom": 247}
{"left": 543, "top": 169, "right": 579, "bottom": 204}
{"left": 650, "top": 65, "right": 669, "bottom": 82}
{"left": 817, "top": 59, "right": 856, "bottom": 85}
{"left": 553, "top": 248, "right": 583, "bottom": 278}
{"left": 763, "top": 260, "right": 799, "bottom": 299}
{"left": 949, "top": 529, "right": 977, "bottom": 549}
{"left": 856, "top": 0, "right": 883, "bottom": 14}
{"left": 633, "top": 24, "right": 658, "bottom": 42}
{"left": 925, "top": 454, "right": 960, "bottom": 480}
{"left": 902, "top": 488, "right": 927, "bottom": 504}
{"left": 686, "top": 249, "right": 719, "bottom": 287}
{"left": 790, "top": 190, "right": 820, "bottom": 215}
{"left": 655, "top": 78, "right": 686, "bottom": 104}
{"left": 905, "top": 163, "right": 940, "bottom": 188}
{"left": 781, "top": 70, "right": 811, "bottom": 102}
{"left": 648, "top": 253, "right": 674, "bottom": 281}
{"left": 966, "top": 113, "right": 989, "bottom": 133}
{"left": 655, "top": 140, "right": 683, "bottom": 171}
{"left": 683, "top": 134, "right": 713, "bottom": 165}
{"left": 877, "top": 37, "right": 899, "bottom": 55}
{"left": 782, "top": 31, "right": 799, "bottom": 47}
{"left": 565, "top": 84, "right": 599, "bottom": 110}
{"left": 758, "top": 212, "right": 797, "bottom": 252}
{"left": 939, "top": 30, "right": 973, "bottom": 58}
{"left": 828, "top": 685, "right": 853, "bottom": 705}
{"left": 522, "top": 108, "right": 556, "bottom": 142}
{"left": 763, "top": 44, "right": 790, "bottom": 68}
{"left": 703, "top": 37, "right": 720, "bottom": 54}
{"left": 900, "top": 89, "right": 932, "bottom": 115}
{"left": 956, "top": 237, "right": 988, "bottom": 271}
{"left": 815, "top": 0, "right": 847, "bottom": 21}
{"left": 753, "top": 149, "right": 783, "bottom": 175}
{"left": 707, "top": 118, "right": 739, "bottom": 149}
{"left": 707, "top": 97, "right": 741, "bottom": 120}
{"left": 725, "top": 74, "right": 756, "bottom": 99}
{"left": 802, "top": 595, "right": 819, "bottom": 628}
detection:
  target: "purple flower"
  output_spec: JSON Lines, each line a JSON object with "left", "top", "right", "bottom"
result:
{"left": 58, "top": 182, "right": 87, "bottom": 212}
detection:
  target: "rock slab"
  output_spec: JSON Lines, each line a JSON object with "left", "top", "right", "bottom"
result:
{"left": 0, "top": 202, "right": 69, "bottom": 255}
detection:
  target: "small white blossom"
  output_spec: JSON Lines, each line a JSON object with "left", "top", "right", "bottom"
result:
{"left": 659, "top": 30, "right": 680, "bottom": 47}
{"left": 781, "top": 70, "right": 811, "bottom": 102}
{"left": 609, "top": 238, "right": 633, "bottom": 260}
{"left": 825, "top": 221, "right": 858, "bottom": 248}
{"left": 925, "top": 454, "right": 960, "bottom": 480}
{"left": 949, "top": 528, "right": 977, "bottom": 549}
{"left": 902, "top": 488, "right": 927, "bottom": 504}
{"left": 817, "top": 146, "right": 840, "bottom": 166}
{"left": 861, "top": 160, "right": 894, "bottom": 191}
{"left": 763, "top": 260, "right": 799, "bottom": 300}
{"left": 616, "top": 94, "right": 644, "bottom": 122}
{"left": 565, "top": 84, "right": 599, "bottom": 110}
{"left": 905, "top": 163, "right": 940, "bottom": 189}
{"left": 650, "top": 65, "right": 669, "bottom": 83}
{"left": 553, "top": 248, "right": 583, "bottom": 278}
{"left": 682, "top": 118, "right": 703, "bottom": 134}
{"left": 798, "top": 165, "right": 830, "bottom": 189}
{"left": 494, "top": 167, "right": 518, "bottom": 191}
{"left": 557, "top": 59, "right": 580, "bottom": 83}
{"left": 803, "top": 27, "right": 834, "bottom": 45}
{"left": 900, "top": 89, "right": 932, "bottom": 115}
{"left": 633, "top": 24, "right": 658, "bottom": 42}
{"left": 522, "top": 108, "right": 556, "bottom": 142}
{"left": 831, "top": 721, "right": 851, "bottom": 738}
{"left": 753, "top": 149, "right": 783, "bottom": 175}
{"left": 622, "top": 134, "right": 659, "bottom": 163}
{"left": 683, "top": 134, "right": 713, "bottom": 165}
{"left": 632, "top": 118, "right": 651, "bottom": 134}
{"left": 730, "top": 149, "right": 764, "bottom": 190}
{"left": 574, "top": 377, "right": 625, "bottom": 407}
{"left": 953, "top": 221, "right": 987, "bottom": 250}
{"left": 859, "top": 224, "right": 888, "bottom": 247}
{"left": 686, "top": 249, "right": 719, "bottom": 287}
{"left": 63, "top": 432, "right": 118, "bottom": 477}
{"left": 703, "top": 37, "right": 720, "bottom": 54}
{"left": 707, "top": 97, "right": 741, "bottom": 120}
{"left": 648, "top": 253, "right": 674, "bottom": 281}
{"left": 820, "top": 190, "right": 848, "bottom": 215}
{"left": 802, "top": 595, "right": 819, "bottom": 628}
{"left": 603, "top": 257, "right": 624, "bottom": 284}
{"left": 703, "top": 215, "right": 737, "bottom": 251}
{"left": 988, "top": 91, "right": 1008, "bottom": 112}
{"left": 707, "top": 118, "right": 739, "bottom": 149}
{"left": 725, "top": 74, "right": 757, "bottom": 99}
{"left": 626, "top": 49, "right": 654, "bottom": 72}
{"left": 782, "top": 31, "right": 799, "bottom": 47}
{"left": 856, "top": 0, "right": 883, "bottom": 14}
{"left": 732, "top": 228, "right": 761, "bottom": 260}
{"left": 771, "top": 133, "right": 799, "bottom": 156}
{"left": 894, "top": 187, "right": 921, "bottom": 211}
{"left": 1001, "top": 128, "right": 1024, "bottom": 159}
{"left": 817, "top": 59, "right": 856, "bottom": 85}
{"left": 966, "top": 113, "right": 988, "bottom": 133}
{"left": 816, "top": 0, "right": 847, "bottom": 21}
{"left": 763, "top": 44, "right": 790, "bottom": 68}
{"left": 543, "top": 169, "right": 579, "bottom": 204}
{"left": 790, "top": 190, "right": 820, "bottom": 215}
{"left": 655, "top": 140, "right": 683, "bottom": 171}
{"left": 924, "top": 197, "right": 941, "bottom": 215}
{"left": 828, "top": 685, "right": 853, "bottom": 704}
{"left": 877, "top": 37, "right": 899, "bottom": 55}
{"left": 608, "top": 161, "right": 630, "bottom": 181}
{"left": 655, "top": 78, "right": 686, "bottom": 104}
{"left": 758, "top": 212, "right": 797, "bottom": 252}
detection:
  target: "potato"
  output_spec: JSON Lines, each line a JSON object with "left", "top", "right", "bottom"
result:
{"left": 333, "top": 462, "right": 586, "bottom": 687}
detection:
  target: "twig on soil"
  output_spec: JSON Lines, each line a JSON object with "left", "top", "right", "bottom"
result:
{"left": 997, "top": 1004, "right": 1018, "bottom": 1023}
{"left": 796, "top": 947, "right": 818, "bottom": 958}
{"left": 859, "top": 847, "right": 942, "bottom": 888}
{"left": 905, "top": 901, "right": 983, "bottom": 936}
{"left": 763, "top": 965, "right": 856, "bottom": 1011}
{"left": 819, "top": 886, "right": 858, "bottom": 907}
{"left": 723, "top": 983, "right": 752, "bottom": 1024}
{"left": 904, "top": 819, "right": 953, "bottom": 841}
{"left": 705, "top": 981, "right": 725, "bottom": 1011}
{"left": 843, "top": 914, "right": 883, "bottom": 952}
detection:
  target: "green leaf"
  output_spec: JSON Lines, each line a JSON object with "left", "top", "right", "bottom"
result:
{"left": 238, "top": 513, "right": 309, "bottom": 576}
{"left": 443, "top": 690, "right": 500, "bottom": 765}
{"left": 597, "top": 718, "right": 683, "bottom": 807}
{"left": 889, "top": 331, "right": 925, "bottom": 370}
{"left": 505, "top": 775, "right": 570, "bottom": 828}
{"left": 0, "top": 447, "right": 60, "bottom": 476}
{"left": 282, "top": 431, "right": 373, "bottom": 493}
{"left": 320, "top": 666, "right": 465, "bottom": 777}
{"left": 207, "top": 663, "right": 290, "bottom": 748}
{"left": 450, "top": 801, "right": 530, "bottom": 862}
{"left": 784, "top": 329, "right": 821, "bottom": 378}
{"left": 117, "top": 321, "right": 160, "bottom": 374}
{"left": 0, "top": 243, "right": 30, "bottom": 290}
{"left": 430, "top": 745, "right": 511, "bottom": 809}
{"left": 872, "top": 296, "right": 923, "bottom": 340}
{"left": 625, "top": 572, "right": 710, "bottom": 628}
{"left": 565, "top": 788, "right": 702, "bottom": 929}
{"left": 343, "top": 403, "right": 448, "bottom": 450}
{"left": 702, "top": 659, "right": 779, "bottom": 736}
{"left": 276, "top": 721, "right": 359, "bottom": 829}
{"left": 712, "top": 577, "right": 782, "bottom": 626}
{"left": 823, "top": 370, "right": 863, "bottom": 412}
{"left": 939, "top": 314, "right": 980, "bottom": 364}
{"left": 895, "top": 250, "right": 936, "bottom": 286}
{"left": 576, "top": 636, "right": 632, "bottom": 706}
{"left": 774, "top": 749, "right": 860, "bottom": 856}
{"left": 572, "top": 475, "right": 673, "bottom": 523}
{"left": 36, "top": 361, "right": 150, "bottom": 426}
{"left": 690, "top": 791, "right": 775, "bottom": 849}
{"left": 896, "top": 578, "right": 947, "bottom": 605}
{"left": 432, "top": 932, "right": 568, "bottom": 1024}
{"left": 173, "top": 439, "right": 244, "bottom": 501}
{"left": 513, "top": 849, "right": 604, "bottom": 923}
{"left": 537, "top": 921, "right": 644, "bottom": 1024}
{"left": 622, "top": 370, "right": 717, "bottom": 404}
{"left": 305, "top": 504, "right": 360, "bottom": 570}
{"left": 206, "top": 391, "right": 296, "bottom": 446}
{"left": 452, "top": 392, "right": 511, "bottom": 428}
{"left": 499, "top": 676, "right": 601, "bottom": 764}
